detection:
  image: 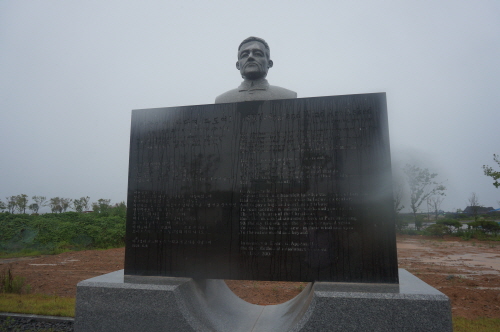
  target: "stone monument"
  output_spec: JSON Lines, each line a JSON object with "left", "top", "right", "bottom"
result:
{"left": 75, "top": 37, "right": 452, "bottom": 332}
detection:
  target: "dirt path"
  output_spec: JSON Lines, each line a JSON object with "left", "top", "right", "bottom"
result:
{"left": 0, "top": 249, "right": 124, "bottom": 299}
{"left": 1, "top": 235, "right": 499, "bottom": 319}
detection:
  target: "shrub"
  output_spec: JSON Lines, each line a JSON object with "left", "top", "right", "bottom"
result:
{"left": 455, "top": 229, "right": 474, "bottom": 240}
{"left": 0, "top": 211, "right": 125, "bottom": 256}
{"left": 468, "top": 220, "right": 500, "bottom": 235}
{"left": 436, "top": 219, "right": 462, "bottom": 234}
{"left": 424, "top": 224, "right": 448, "bottom": 237}
{"left": 1, "top": 268, "right": 30, "bottom": 294}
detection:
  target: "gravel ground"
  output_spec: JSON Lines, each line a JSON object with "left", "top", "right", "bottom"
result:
{"left": 0, "top": 313, "right": 73, "bottom": 332}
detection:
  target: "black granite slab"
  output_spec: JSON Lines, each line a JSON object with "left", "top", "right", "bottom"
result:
{"left": 124, "top": 93, "right": 398, "bottom": 283}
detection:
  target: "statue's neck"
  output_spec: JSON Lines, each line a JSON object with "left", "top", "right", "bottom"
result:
{"left": 239, "top": 78, "right": 269, "bottom": 91}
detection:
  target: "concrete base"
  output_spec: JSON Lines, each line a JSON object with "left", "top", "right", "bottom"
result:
{"left": 75, "top": 269, "right": 452, "bottom": 332}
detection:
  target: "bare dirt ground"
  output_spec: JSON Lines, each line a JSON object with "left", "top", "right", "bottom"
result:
{"left": 396, "top": 235, "right": 500, "bottom": 319}
{"left": 1, "top": 235, "right": 499, "bottom": 319}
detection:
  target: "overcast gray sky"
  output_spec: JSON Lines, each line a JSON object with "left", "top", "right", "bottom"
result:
{"left": 1, "top": 0, "right": 499, "bottom": 213}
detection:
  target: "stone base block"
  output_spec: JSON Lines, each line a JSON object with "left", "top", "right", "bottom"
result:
{"left": 74, "top": 269, "right": 452, "bottom": 332}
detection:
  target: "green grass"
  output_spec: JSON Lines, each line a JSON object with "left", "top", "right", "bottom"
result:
{"left": 453, "top": 317, "right": 500, "bottom": 331}
{"left": 0, "top": 250, "right": 44, "bottom": 259}
{"left": 295, "top": 282, "right": 307, "bottom": 292}
{"left": 0, "top": 245, "right": 123, "bottom": 260}
{"left": 0, "top": 293, "right": 75, "bottom": 317}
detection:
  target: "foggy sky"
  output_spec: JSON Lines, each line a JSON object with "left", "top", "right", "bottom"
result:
{"left": 1, "top": 0, "right": 499, "bottom": 213}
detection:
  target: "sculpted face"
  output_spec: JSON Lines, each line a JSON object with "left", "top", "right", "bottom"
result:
{"left": 236, "top": 41, "right": 273, "bottom": 80}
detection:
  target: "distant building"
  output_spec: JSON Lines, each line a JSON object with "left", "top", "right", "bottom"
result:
{"left": 463, "top": 206, "right": 495, "bottom": 215}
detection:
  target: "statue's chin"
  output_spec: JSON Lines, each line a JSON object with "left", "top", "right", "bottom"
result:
{"left": 243, "top": 73, "right": 267, "bottom": 80}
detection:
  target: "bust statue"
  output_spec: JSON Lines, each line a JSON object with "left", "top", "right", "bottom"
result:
{"left": 215, "top": 37, "right": 297, "bottom": 103}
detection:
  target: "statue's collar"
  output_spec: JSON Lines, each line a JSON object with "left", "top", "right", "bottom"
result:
{"left": 238, "top": 78, "right": 269, "bottom": 92}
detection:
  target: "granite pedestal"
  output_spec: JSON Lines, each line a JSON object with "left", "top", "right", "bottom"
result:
{"left": 74, "top": 269, "right": 452, "bottom": 332}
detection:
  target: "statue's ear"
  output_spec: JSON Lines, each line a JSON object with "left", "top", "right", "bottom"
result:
{"left": 268, "top": 60, "right": 273, "bottom": 68}
{"left": 236, "top": 61, "right": 240, "bottom": 70}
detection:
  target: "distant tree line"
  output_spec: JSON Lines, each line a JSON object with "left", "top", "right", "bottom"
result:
{"left": 394, "top": 155, "right": 500, "bottom": 238}
{"left": 0, "top": 195, "right": 125, "bottom": 215}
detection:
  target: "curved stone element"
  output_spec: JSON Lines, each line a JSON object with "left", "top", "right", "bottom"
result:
{"left": 75, "top": 269, "right": 452, "bottom": 332}
{"left": 175, "top": 279, "right": 314, "bottom": 332}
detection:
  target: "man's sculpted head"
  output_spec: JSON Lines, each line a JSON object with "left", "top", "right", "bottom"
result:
{"left": 236, "top": 36, "right": 273, "bottom": 80}
{"left": 214, "top": 36, "right": 296, "bottom": 103}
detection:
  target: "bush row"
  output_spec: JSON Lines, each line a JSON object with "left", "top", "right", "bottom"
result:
{"left": 0, "top": 211, "right": 125, "bottom": 255}
{"left": 398, "top": 218, "right": 500, "bottom": 240}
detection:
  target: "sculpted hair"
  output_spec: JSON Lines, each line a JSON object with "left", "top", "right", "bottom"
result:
{"left": 238, "top": 36, "right": 270, "bottom": 58}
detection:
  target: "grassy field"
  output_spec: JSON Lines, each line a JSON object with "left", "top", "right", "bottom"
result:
{"left": 0, "top": 293, "right": 75, "bottom": 317}
{"left": 453, "top": 317, "right": 500, "bottom": 332}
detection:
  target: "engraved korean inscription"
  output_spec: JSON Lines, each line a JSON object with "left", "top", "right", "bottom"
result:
{"left": 125, "top": 94, "right": 398, "bottom": 283}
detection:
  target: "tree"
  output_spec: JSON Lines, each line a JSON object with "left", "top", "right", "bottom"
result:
{"left": 5, "top": 196, "right": 17, "bottom": 213}
{"left": 32, "top": 196, "right": 48, "bottom": 213}
{"left": 483, "top": 154, "right": 500, "bottom": 188}
{"left": 73, "top": 196, "right": 90, "bottom": 213}
{"left": 393, "top": 179, "right": 406, "bottom": 231}
{"left": 436, "top": 219, "right": 462, "bottom": 234}
{"left": 0, "top": 199, "right": 6, "bottom": 211}
{"left": 92, "top": 199, "right": 111, "bottom": 214}
{"left": 49, "top": 197, "right": 62, "bottom": 213}
{"left": 467, "top": 192, "right": 481, "bottom": 222}
{"left": 15, "top": 194, "right": 29, "bottom": 214}
{"left": 60, "top": 198, "right": 72, "bottom": 212}
{"left": 469, "top": 220, "right": 500, "bottom": 235}
{"left": 403, "top": 164, "right": 446, "bottom": 230}
{"left": 110, "top": 201, "right": 127, "bottom": 218}
{"left": 425, "top": 197, "right": 431, "bottom": 221}
{"left": 428, "top": 196, "right": 445, "bottom": 221}
{"left": 424, "top": 223, "right": 448, "bottom": 237}
{"left": 28, "top": 203, "right": 39, "bottom": 214}
{"left": 481, "top": 220, "right": 500, "bottom": 235}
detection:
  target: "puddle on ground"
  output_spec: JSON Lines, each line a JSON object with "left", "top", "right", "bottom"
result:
{"left": 475, "top": 287, "right": 500, "bottom": 290}
{"left": 397, "top": 243, "right": 423, "bottom": 250}
{"left": 421, "top": 253, "right": 500, "bottom": 272}
{"left": 0, "top": 256, "right": 40, "bottom": 264}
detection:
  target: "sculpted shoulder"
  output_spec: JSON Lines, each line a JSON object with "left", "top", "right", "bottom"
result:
{"left": 215, "top": 88, "right": 240, "bottom": 104}
{"left": 267, "top": 85, "right": 297, "bottom": 99}
{"left": 215, "top": 86, "right": 297, "bottom": 104}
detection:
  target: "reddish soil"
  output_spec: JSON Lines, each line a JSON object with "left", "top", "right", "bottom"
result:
{"left": 396, "top": 235, "right": 500, "bottom": 319}
{"left": 1, "top": 235, "right": 499, "bottom": 319}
